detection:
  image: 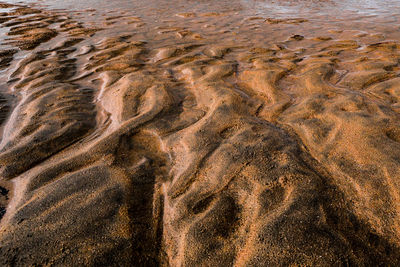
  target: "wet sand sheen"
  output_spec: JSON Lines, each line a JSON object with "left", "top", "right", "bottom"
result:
{"left": 0, "top": 0, "right": 400, "bottom": 266}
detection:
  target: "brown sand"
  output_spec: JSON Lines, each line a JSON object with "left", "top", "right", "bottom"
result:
{"left": 0, "top": 0, "right": 400, "bottom": 266}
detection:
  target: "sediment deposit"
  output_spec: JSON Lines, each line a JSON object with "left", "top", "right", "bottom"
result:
{"left": 0, "top": 1, "right": 400, "bottom": 266}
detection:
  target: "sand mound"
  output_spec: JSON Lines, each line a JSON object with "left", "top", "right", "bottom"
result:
{"left": 0, "top": 1, "right": 400, "bottom": 266}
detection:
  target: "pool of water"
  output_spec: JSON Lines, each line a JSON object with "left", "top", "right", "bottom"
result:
{"left": 6, "top": 0, "right": 400, "bottom": 20}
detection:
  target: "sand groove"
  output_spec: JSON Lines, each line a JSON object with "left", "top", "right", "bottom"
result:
{"left": 1, "top": 2, "right": 400, "bottom": 266}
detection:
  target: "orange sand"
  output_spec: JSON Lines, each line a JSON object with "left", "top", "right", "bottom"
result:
{"left": 0, "top": 1, "right": 400, "bottom": 266}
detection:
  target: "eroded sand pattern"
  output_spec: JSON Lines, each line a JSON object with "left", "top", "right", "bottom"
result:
{"left": 1, "top": 0, "right": 400, "bottom": 265}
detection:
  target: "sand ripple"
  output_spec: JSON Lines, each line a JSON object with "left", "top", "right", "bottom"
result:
{"left": 0, "top": 1, "right": 400, "bottom": 266}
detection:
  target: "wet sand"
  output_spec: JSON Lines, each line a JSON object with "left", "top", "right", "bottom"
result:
{"left": 1, "top": 0, "right": 400, "bottom": 265}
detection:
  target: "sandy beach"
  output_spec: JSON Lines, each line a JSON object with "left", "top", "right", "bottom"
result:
{"left": 0, "top": 0, "right": 400, "bottom": 265}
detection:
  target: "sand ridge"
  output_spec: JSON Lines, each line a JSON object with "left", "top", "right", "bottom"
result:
{"left": 0, "top": 1, "right": 400, "bottom": 266}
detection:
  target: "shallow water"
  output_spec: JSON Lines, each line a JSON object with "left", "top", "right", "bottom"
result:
{"left": 2, "top": 0, "right": 400, "bottom": 49}
{"left": 10, "top": 0, "right": 400, "bottom": 19}
{"left": 12, "top": 0, "right": 400, "bottom": 16}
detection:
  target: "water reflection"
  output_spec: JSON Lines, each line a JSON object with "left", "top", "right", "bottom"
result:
{"left": 240, "top": 0, "right": 396, "bottom": 17}
{"left": 10, "top": 0, "right": 400, "bottom": 18}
